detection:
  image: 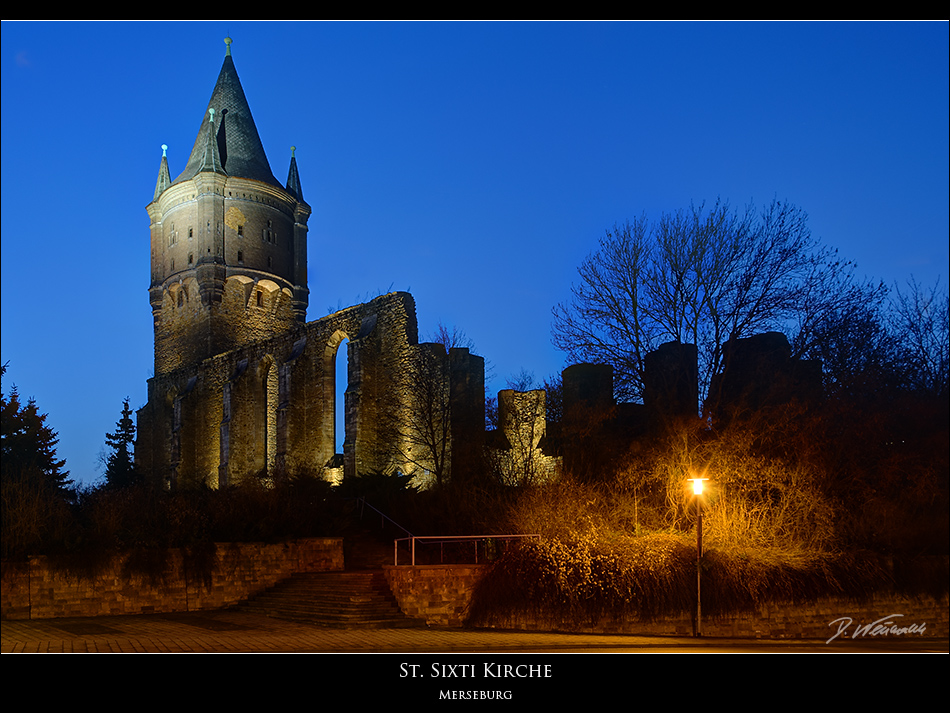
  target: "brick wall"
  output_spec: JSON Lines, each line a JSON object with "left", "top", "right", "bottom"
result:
{"left": 0, "top": 538, "right": 342, "bottom": 620}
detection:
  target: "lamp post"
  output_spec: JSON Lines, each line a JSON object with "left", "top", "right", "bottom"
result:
{"left": 688, "top": 477, "right": 707, "bottom": 637}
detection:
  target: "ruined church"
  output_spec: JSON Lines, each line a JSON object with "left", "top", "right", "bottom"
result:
{"left": 134, "top": 39, "right": 487, "bottom": 489}
{"left": 133, "top": 40, "right": 817, "bottom": 491}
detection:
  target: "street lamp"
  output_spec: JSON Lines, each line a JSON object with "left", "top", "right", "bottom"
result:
{"left": 687, "top": 477, "right": 708, "bottom": 637}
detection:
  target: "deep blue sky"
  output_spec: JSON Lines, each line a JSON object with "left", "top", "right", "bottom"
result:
{"left": 2, "top": 21, "right": 947, "bottom": 486}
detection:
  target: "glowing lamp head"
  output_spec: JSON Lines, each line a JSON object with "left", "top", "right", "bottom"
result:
{"left": 689, "top": 478, "right": 707, "bottom": 495}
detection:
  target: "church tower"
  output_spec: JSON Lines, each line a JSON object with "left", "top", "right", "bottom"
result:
{"left": 147, "top": 37, "right": 310, "bottom": 376}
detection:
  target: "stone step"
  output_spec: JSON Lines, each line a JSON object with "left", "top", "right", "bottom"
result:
{"left": 236, "top": 571, "right": 424, "bottom": 629}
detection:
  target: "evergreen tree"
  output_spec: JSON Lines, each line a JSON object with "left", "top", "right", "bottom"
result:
{"left": 104, "top": 398, "right": 140, "bottom": 489}
{"left": 1, "top": 365, "right": 72, "bottom": 495}
{"left": 1, "top": 364, "right": 74, "bottom": 558}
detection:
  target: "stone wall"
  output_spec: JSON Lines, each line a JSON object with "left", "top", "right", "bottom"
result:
{"left": 491, "top": 593, "right": 948, "bottom": 639}
{"left": 384, "top": 564, "right": 947, "bottom": 640}
{"left": 490, "top": 389, "right": 560, "bottom": 485}
{"left": 136, "top": 291, "right": 443, "bottom": 488}
{"left": 385, "top": 565, "right": 484, "bottom": 628}
{"left": 708, "top": 331, "right": 823, "bottom": 422}
{"left": 0, "top": 538, "right": 342, "bottom": 620}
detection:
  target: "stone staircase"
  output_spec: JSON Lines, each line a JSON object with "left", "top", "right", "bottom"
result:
{"left": 237, "top": 570, "right": 425, "bottom": 628}
{"left": 236, "top": 528, "right": 424, "bottom": 628}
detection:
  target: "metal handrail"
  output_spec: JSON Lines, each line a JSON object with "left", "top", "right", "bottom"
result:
{"left": 393, "top": 534, "right": 540, "bottom": 566}
{"left": 355, "top": 496, "right": 414, "bottom": 539}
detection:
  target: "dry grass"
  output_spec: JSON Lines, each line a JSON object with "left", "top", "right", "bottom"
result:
{"left": 465, "top": 530, "right": 898, "bottom": 627}
{"left": 470, "top": 423, "right": 945, "bottom": 627}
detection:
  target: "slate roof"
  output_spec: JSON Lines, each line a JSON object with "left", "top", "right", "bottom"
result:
{"left": 286, "top": 147, "right": 304, "bottom": 202}
{"left": 153, "top": 145, "right": 172, "bottom": 201}
{"left": 173, "top": 48, "right": 281, "bottom": 189}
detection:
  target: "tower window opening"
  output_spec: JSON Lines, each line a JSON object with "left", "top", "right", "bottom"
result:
{"left": 238, "top": 225, "right": 244, "bottom": 237}
{"left": 256, "top": 291, "right": 263, "bottom": 307}
{"left": 188, "top": 253, "right": 194, "bottom": 265}
{"left": 237, "top": 250, "right": 244, "bottom": 264}
{"left": 188, "top": 227, "right": 193, "bottom": 239}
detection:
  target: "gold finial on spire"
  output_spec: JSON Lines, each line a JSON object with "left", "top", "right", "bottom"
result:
{"left": 291, "top": 146, "right": 296, "bottom": 158}
{"left": 224, "top": 37, "right": 232, "bottom": 56}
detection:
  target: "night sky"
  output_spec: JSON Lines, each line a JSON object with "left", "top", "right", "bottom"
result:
{"left": 2, "top": 21, "right": 947, "bottom": 486}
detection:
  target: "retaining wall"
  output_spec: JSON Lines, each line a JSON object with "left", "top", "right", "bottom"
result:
{"left": 5, "top": 550, "right": 946, "bottom": 642}
{"left": 0, "top": 538, "right": 342, "bottom": 620}
{"left": 385, "top": 564, "right": 948, "bottom": 640}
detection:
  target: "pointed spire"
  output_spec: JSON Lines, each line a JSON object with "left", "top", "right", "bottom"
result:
{"left": 153, "top": 144, "right": 172, "bottom": 200}
{"left": 174, "top": 37, "right": 280, "bottom": 187}
{"left": 195, "top": 108, "right": 226, "bottom": 175}
{"left": 286, "top": 146, "right": 304, "bottom": 202}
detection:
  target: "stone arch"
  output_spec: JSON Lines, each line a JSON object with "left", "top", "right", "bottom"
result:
{"left": 322, "top": 329, "right": 350, "bottom": 483}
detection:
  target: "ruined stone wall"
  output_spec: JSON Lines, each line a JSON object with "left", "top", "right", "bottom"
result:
{"left": 491, "top": 389, "right": 560, "bottom": 485}
{"left": 449, "top": 348, "right": 486, "bottom": 484}
{"left": 643, "top": 341, "right": 698, "bottom": 420}
{"left": 136, "top": 292, "right": 424, "bottom": 487}
{"left": 708, "top": 331, "right": 823, "bottom": 422}
{"left": 379, "top": 343, "right": 486, "bottom": 489}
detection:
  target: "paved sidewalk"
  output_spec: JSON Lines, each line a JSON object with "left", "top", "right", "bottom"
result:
{"left": 3, "top": 609, "right": 946, "bottom": 653}
{"left": 1, "top": 609, "right": 688, "bottom": 653}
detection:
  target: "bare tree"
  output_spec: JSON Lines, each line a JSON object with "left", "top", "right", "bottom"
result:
{"left": 552, "top": 199, "right": 879, "bottom": 407}
{"left": 396, "top": 324, "right": 476, "bottom": 488}
{"left": 890, "top": 278, "right": 949, "bottom": 397}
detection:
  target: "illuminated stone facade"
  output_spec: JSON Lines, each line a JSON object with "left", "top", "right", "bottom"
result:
{"left": 490, "top": 389, "right": 560, "bottom": 485}
{"left": 135, "top": 41, "right": 484, "bottom": 488}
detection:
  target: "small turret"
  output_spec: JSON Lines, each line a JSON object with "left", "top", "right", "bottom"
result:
{"left": 286, "top": 146, "right": 304, "bottom": 202}
{"left": 153, "top": 144, "right": 171, "bottom": 201}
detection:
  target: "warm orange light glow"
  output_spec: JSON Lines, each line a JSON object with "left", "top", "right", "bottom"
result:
{"left": 688, "top": 477, "right": 707, "bottom": 495}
